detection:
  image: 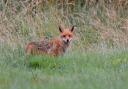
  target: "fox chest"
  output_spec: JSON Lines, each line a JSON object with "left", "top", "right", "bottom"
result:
{"left": 50, "top": 42, "right": 68, "bottom": 56}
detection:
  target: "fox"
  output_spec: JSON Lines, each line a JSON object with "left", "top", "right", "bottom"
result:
{"left": 25, "top": 25, "right": 74, "bottom": 56}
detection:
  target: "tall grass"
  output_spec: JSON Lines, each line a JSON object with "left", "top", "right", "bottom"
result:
{"left": 0, "top": 0, "right": 128, "bottom": 49}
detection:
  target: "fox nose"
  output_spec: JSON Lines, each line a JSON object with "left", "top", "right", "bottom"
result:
{"left": 66, "top": 39, "right": 69, "bottom": 43}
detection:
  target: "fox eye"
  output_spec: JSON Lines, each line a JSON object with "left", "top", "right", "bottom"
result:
{"left": 68, "top": 35, "right": 72, "bottom": 37}
{"left": 62, "top": 35, "right": 66, "bottom": 37}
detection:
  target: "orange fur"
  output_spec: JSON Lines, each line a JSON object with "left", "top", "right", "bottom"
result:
{"left": 25, "top": 25, "right": 74, "bottom": 56}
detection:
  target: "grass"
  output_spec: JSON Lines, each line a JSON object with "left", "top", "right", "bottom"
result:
{"left": 0, "top": 44, "right": 128, "bottom": 89}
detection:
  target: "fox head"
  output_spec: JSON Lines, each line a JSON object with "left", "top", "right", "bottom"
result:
{"left": 59, "top": 25, "right": 74, "bottom": 44}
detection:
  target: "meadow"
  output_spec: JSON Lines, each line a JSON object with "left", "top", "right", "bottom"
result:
{"left": 0, "top": 46, "right": 128, "bottom": 89}
{"left": 0, "top": 0, "right": 128, "bottom": 89}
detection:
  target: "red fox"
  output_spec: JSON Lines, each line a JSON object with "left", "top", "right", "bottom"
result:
{"left": 26, "top": 25, "right": 74, "bottom": 56}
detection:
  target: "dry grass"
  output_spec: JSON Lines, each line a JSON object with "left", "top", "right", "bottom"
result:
{"left": 0, "top": 0, "right": 128, "bottom": 50}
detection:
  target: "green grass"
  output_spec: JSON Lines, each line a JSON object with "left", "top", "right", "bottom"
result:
{"left": 0, "top": 45, "right": 128, "bottom": 89}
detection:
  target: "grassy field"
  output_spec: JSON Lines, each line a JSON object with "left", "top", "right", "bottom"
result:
{"left": 0, "top": 44, "right": 128, "bottom": 89}
{"left": 0, "top": 0, "right": 128, "bottom": 89}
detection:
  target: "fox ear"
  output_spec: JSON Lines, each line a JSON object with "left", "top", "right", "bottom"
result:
{"left": 59, "top": 25, "right": 64, "bottom": 33}
{"left": 70, "top": 26, "right": 74, "bottom": 32}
